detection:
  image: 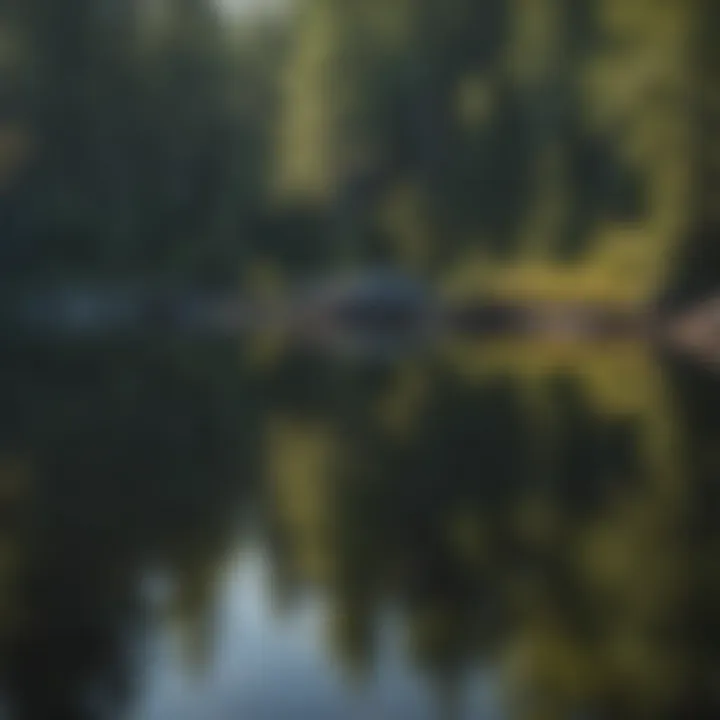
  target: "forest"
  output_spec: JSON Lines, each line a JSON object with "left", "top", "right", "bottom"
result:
{"left": 0, "top": 0, "right": 717, "bottom": 308}
{"left": 0, "top": 4, "right": 719, "bottom": 717}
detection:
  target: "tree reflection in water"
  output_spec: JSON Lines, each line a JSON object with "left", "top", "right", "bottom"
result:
{"left": 0, "top": 340, "right": 716, "bottom": 720}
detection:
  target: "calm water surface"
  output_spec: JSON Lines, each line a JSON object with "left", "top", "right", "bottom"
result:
{"left": 0, "top": 339, "right": 718, "bottom": 719}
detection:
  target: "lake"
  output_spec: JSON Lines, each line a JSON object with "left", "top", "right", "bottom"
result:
{"left": 0, "top": 336, "right": 717, "bottom": 719}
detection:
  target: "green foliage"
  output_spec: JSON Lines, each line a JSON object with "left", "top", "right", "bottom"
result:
{"left": 0, "top": 0, "right": 284, "bottom": 285}
{"left": 0, "top": 0, "right": 713, "bottom": 301}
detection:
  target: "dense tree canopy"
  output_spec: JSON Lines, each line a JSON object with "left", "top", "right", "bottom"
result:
{"left": 0, "top": 0, "right": 713, "bottom": 305}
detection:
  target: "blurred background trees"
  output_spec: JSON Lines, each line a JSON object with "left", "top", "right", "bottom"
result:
{"left": 0, "top": 0, "right": 284, "bottom": 285}
{"left": 0, "top": 0, "right": 713, "bottom": 301}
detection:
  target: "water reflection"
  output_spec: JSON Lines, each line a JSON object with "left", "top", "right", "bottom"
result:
{"left": 132, "top": 546, "right": 503, "bottom": 720}
{"left": 0, "top": 338, "right": 717, "bottom": 719}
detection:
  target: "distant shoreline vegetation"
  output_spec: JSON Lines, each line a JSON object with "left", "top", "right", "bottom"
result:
{"left": 0, "top": 1, "right": 716, "bottom": 324}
